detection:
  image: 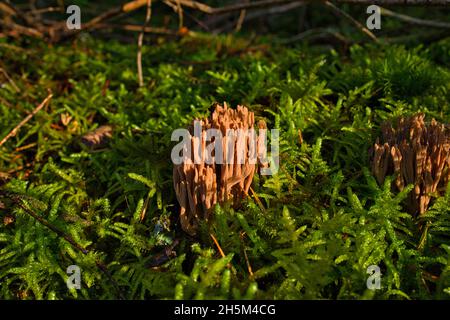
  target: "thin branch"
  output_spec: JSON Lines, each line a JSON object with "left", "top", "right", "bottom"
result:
{"left": 163, "top": 0, "right": 178, "bottom": 11}
{"left": 235, "top": 9, "right": 246, "bottom": 32}
{"left": 164, "top": 0, "right": 450, "bottom": 15}
{"left": 323, "top": 1, "right": 379, "bottom": 42}
{"left": 383, "top": 29, "right": 448, "bottom": 44}
{"left": 181, "top": 9, "right": 210, "bottom": 31}
{"left": 330, "top": 0, "right": 450, "bottom": 5}
{"left": 176, "top": 0, "right": 184, "bottom": 29}
{"left": 240, "top": 232, "right": 254, "bottom": 277}
{"left": 137, "top": 0, "right": 152, "bottom": 87}
{"left": 3, "top": 192, "right": 89, "bottom": 254}
{"left": 48, "top": 0, "right": 142, "bottom": 39}
{"left": 0, "top": 93, "right": 53, "bottom": 148}
{"left": 97, "top": 23, "right": 179, "bottom": 35}
{"left": 210, "top": 233, "right": 226, "bottom": 258}
{"left": 29, "top": 6, "right": 63, "bottom": 15}
{"left": 381, "top": 7, "right": 450, "bottom": 29}
{"left": 0, "top": 67, "right": 20, "bottom": 92}
{"left": 163, "top": 0, "right": 210, "bottom": 31}
{"left": 175, "top": 0, "right": 302, "bottom": 14}
{"left": 214, "top": 1, "right": 306, "bottom": 33}
{"left": 249, "top": 187, "right": 266, "bottom": 213}
{"left": 163, "top": 0, "right": 185, "bottom": 29}
{"left": 5, "top": 0, "right": 448, "bottom": 43}
{"left": 0, "top": 190, "right": 125, "bottom": 299}
{"left": 0, "top": 1, "right": 36, "bottom": 26}
{"left": 278, "top": 27, "right": 350, "bottom": 44}
{"left": 0, "top": 19, "right": 44, "bottom": 38}
{"left": 0, "top": 2, "right": 16, "bottom": 16}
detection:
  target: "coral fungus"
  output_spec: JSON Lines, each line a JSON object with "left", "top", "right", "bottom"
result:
{"left": 371, "top": 114, "right": 450, "bottom": 215}
{"left": 173, "top": 103, "right": 267, "bottom": 235}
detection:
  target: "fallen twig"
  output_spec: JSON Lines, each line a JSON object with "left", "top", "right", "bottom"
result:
{"left": 96, "top": 23, "right": 179, "bottom": 35}
{"left": 162, "top": 0, "right": 450, "bottom": 16}
{"left": 278, "top": 27, "right": 350, "bottom": 44}
{"left": 137, "top": 0, "right": 152, "bottom": 87}
{"left": 0, "top": 190, "right": 125, "bottom": 299}
{"left": 0, "top": 67, "right": 20, "bottom": 92}
{"left": 0, "top": 19, "right": 44, "bottom": 38}
{"left": 210, "top": 233, "right": 226, "bottom": 258}
{"left": 0, "top": 93, "right": 53, "bottom": 148}
{"left": 381, "top": 7, "right": 450, "bottom": 29}
{"left": 323, "top": 1, "right": 378, "bottom": 42}
{"left": 175, "top": 0, "right": 303, "bottom": 14}
{"left": 240, "top": 232, "right": 254, "bottom": 277}
{"left": 214, "top": 2, "right": 307, "bottom": 33}
{"left": 383, "top": 29, "right": 448, "bottom": 44}
{"left": 3, "top": 0, "right": 448, "bottom": 43}
{"left": 235, "top": 0, "right": 249, "bottom": 32}
{"left": 0, "top": 1, "right": 36, "bottom": 26}
{"left": 329, "top": 0, "right": 450, "bottom": 5}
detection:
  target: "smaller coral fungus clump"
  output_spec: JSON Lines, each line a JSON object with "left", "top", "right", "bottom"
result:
{"left": 371, "top": 114, "right": 450, "bottom": 216}
{"left": 173, "top": 103, "right": 267, "bottom": 235}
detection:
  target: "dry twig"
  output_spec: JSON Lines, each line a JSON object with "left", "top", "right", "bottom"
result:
{"left": 381, "top": 7, "right": 450, "bottom": 29}
{"left": 137, "top": 0, "right": 152, "bottom": 87}
{"left": 0, "top": 93, "right": 53, "bottom": 148}
{"left": 210, "top": 233, "right": 226, "bottom": 258}
{"left": 323, "top": 1, "right": 378, "bottom": 42}
{"left": 0, "top": 190, "right": 125, "bottom": 299}
{"left": 1, "top": 0, "right": 448, "bottom": 42}
{"left": 0, "top": 67, "right": 20, "bottom": 92}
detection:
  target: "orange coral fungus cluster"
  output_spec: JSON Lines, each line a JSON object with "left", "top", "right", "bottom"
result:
{"left": 173, "top": 103, "right": 267, "bottom": 235}
{"left": 371, "top": 114, "right": 450, "bottom": 216}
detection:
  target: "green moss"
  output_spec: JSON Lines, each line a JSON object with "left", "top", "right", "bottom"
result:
{"left": 0, "top": 34, "right": 449, "bottom": 300}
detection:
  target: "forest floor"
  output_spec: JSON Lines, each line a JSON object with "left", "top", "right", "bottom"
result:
{"left": 0, "top": 33, "right": 449, "bottom": 299}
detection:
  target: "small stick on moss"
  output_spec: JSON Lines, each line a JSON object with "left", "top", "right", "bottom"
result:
{"left": 234, "top": 0, "right": 249, "bottom": 32}
{"left": 323, "top": 1, "right": 379, "bottom": 42}
{"left": 140, "top": 192, "right": 151, "bottom": 222}
{"left": 249, "top": 187, "right": 266, "bottom": 213}
{"left": 0, "top": 67, "right": 20, "bottom": 92}
{"left": 240, "top": 232, "right": 254, "bottom": 277}
{"left": 0, "top": 191, "right": 88, "bottom": 253}
{"left": 381, "top": 7, "right": 450, "bottom": 29}
{"left": 0, "top": 93, "right": 53, "bottom": 148}
{"left": 0, "top": 191, "right": 125, "bottom": 300}
{"left": 175, "top": 0, "right": 185, "bottom": 29}
{"left": 137, "top": 0, "right": 152, "bottom": 87}
{"left": 96, "top": 23, "right": 178, "bottom": 35}
{"left": 417, "top": 222, "right": 430, "bottom": 251}
{"left": 210, "top": 233, "right": 226, "bottom": 258}
{"left": 14, "top": 142, "right": 37, "bottom": 152}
